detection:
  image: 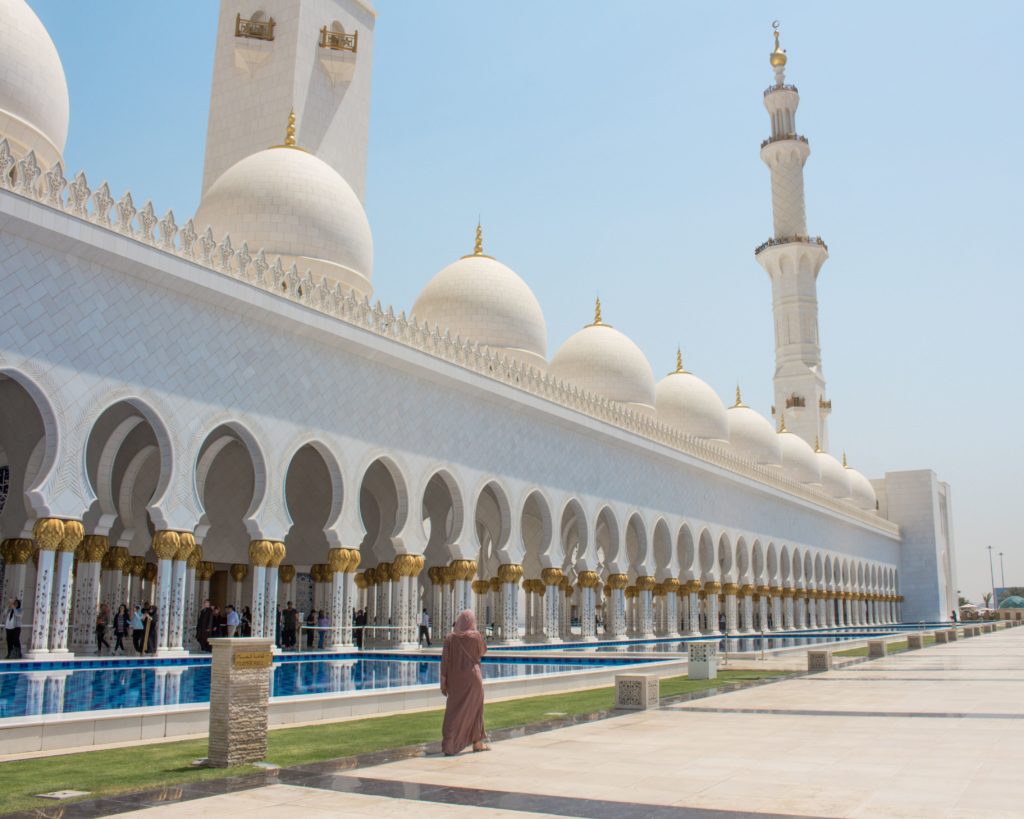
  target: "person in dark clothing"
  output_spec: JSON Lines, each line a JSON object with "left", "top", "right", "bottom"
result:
{"left": 196, "top": 599, "right": 213, "bottom": 651}
{"left": 113, "top": 604, "right": 129, "bottom": 655}
{"left": 144, "top": 605, "right": 158, "bottom": 653}
{"left": 5, "top": 598, "right": 22, "bottom": 659}
{"left": 96, "top": 603, "right": 111, "bottom": 654}
{"left": 354, "top": 608, "right": 366, "bottom": 649}
{"left": 130, "top": 605, "right": 145, "bottom": 653}
{"left": 282, "top": 602, "right": 297, "bottom": 648}
{"left": 275, "top": 606, "right": 283, "bottom": 647}
{"left": 305, "top": 609, "right": 317, "bottom": 648}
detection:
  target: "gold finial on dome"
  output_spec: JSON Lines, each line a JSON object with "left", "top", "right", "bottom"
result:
{"left": 587, "top": 296, "right": 603, "bottom": 327}
{"left": 734, "top": 385, "right": 745, "bottom": 408}
{"left": 272, "top": 109, "right": 306, "bottom": 151}
{"left": 778, "top": 411, "right": 787, "bottom": 433}
{"left": 842, "top": 451, "right": 849, "bottom": 468}
{"left": 814, "top": 435, "right": 822, "bottom": 453}
{"left": 673, "top": 346, "right": 687, "bottom": 374}
{"left": 770, "top": 22, "right": 787, "bottom": 68}
{"left": 474, "top": 220, "right": 483, "bottom": 256}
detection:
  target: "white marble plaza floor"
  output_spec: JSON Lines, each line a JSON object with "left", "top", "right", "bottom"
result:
{"left": 116, "top": 627, "right": 1024, "bottom": 818}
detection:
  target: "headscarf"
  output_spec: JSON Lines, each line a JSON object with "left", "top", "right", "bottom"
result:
{"left": 453, "top": 609, "right": 478, "bottom": 635}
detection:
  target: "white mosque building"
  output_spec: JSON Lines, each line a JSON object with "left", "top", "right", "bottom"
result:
{"left": 0, "top": 0, "right": 956, "bottom": 659}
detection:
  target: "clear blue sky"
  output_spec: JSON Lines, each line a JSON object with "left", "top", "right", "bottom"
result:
{"left": 30, "top": 1, "right": 1023, "bottom": 604}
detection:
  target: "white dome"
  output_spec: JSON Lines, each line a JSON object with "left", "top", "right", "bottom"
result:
{"left": 0, "top": 0, "right": 69, "bottom": 168}
{"left": 777, "top": 425, "right": 822, "bottom": 484}
{"left": 655, "top": 354, "right": 728, "bottom": 440}
{"left": 726, "top": 390, "right": 782, "bottom": 466}
{"left": 412, "top": 236, "right": 547, "bottom": 370}
{"left": 549, "top": 301, "right": 655, "bottom": 414}
{"left": 194, "top": 146, "right": 373, "bottom": 297}
{"left": 844, "top": 459, "right": 877, "bottom": 511}
{"left": 816, "top": 449, "right": 852, "bottom": 499}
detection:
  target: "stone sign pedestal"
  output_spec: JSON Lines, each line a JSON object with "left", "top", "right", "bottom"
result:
{"left": 807, "top": 650, "right": 832, "bottom": 673}
{"left": 906, "top": 634, "right": 924, "bottom": 650}
{"left": 615, "top": 674, "right": 659, "bottom": 710}
{"left": 207, "top": 637, "right": 273, "bottom": 768}
{"left": 934, "top": 630, "right": 948, "bottom": 644}
{"left": 688, "top": 641, "right": 717, "bottom": 680}
{"left": 868, "top": 640, "right": 887, "bottom": 658}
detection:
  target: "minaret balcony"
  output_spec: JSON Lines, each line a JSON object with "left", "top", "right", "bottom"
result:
{"left": 761, "top": 133, "right": 808, "bottom": 149}
{"left": 754, "top": 235, "right": 828, "bottom": 256}
{"left": 764, "top": 83, "right": 799, "bottom": 97}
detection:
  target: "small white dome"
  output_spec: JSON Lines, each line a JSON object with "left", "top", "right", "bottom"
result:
{"left": 194, "top": 145, "right": 373, "bottom": 297}
{"left": 655, "top": 352, "right": 728, "bottom": 440}
{"left": 726, "top": 389, "right": 782, "bottom": 466}
{"left": 0, "top": 0, "right": 69, "bottom": 168}
{"left": 412, "top": 230, "right": 547, "bottom": 370}
{"left": 844, "top": 458, "right": 877, "bottom": 511}
{"left": 816, "top": 449, "right": 852, "bottom": 499}
{"left": 549, "top": 300, "right": 655, "bottom": 414}
{"left": 777, "top": 423, "right": 822, "bottom": 484}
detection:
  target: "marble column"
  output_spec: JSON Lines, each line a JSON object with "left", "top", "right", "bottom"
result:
{"left": 663, "top": 579, "right": 681, "bottom": 637}
{"left": 636, "top": 576, "right": 656, "bottom": 638}
{"left": 439, "top": 565, "right": 454, "bottom": 639}
{"left": 229, "top": 562, "right": 247, "bottom": 611}
{"left": 768, "top": 587, "right": 781, "bottom": 631}
{"left": 472, "top": 579, "right": 489, "bottom": 633}
{"left": 722, "top": 583, "right": 739, "bottom": 634}
{"left": 264, "top": 543, "right": 285, "bottom": 642}
{"left": 540, "top": 567, "right": 563, "bottom": 642}
{"left": 755, "top": 586, "right": 769, "bottom": 632}
{"left": 562, "top": 581, "right": 574, "bottom": 639}
{"left": 818, "top": 594, "right": 829, "bottom": 628}
{"left": 327, "top": 548, "right": 354, "bottom": 648}
{"left": 703, "top": 581, "right": 721, "bottom": 635}
{"left": 248, "top": 540, "right": 274, "bottom": 638}
{"left": 26, "top": 519, "right": 62, "bottom": 657}
{"left": 427, "top": 567, "right": 444, "bottom": 639}
{"left": 739, "top": 585, "right": 755, "bottom": 633}
{"left": 497, "top": 563, "right": 523, "bottom": 644}
{"left": 48, "top": 520, "right": 83, "bottom": 654}
{"left": 607, "top": 574, "right": 628, "bottom": 639}
{"left": 578, "top": 572, "right": 599, "bottom": 641}
{"left": 803, "top": 591, "right": 814, "bottom": 629}
{"left": 167, "top": 533, "right": 194, "bottom": 652}
{"left": 782, "top": 588, "right": 795, "bottom": 631}
{"left": 72, "top": 536, "right": 108, "bottom": 653}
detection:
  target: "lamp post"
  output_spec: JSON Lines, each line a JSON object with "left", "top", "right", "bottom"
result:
{"left": 986, "top": 546, "right": 997, "bottom": 610}
{"left": 998, "top": 551, "right": 1006, "bottom": 588}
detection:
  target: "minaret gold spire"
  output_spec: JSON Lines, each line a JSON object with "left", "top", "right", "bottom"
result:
{"left": 593, "top": 297, "right": 603, "bottom": 326}
{"left": 734, "top": 385, "right": 744, "bottom": 408}
{"left": 284, "top": 109, "right": 297, "bottom": 147}
{"left": 770, "top": 23, "right": 787, "bottom": 68}
{"left": 674, "top": 346, "right": 686, "bottom": 374}
{"left": 814, "top": 436, "right": 822, "bottom": 453}
{"left": 474, "top": 221, "right": 483, "bottom": 256}
{"left": 778, "top": 411, "right": 787, "bottom": 433}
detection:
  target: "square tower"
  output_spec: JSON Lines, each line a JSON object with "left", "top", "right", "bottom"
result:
{"left": 201, "top": 0, "right": 376, "bottom": 201}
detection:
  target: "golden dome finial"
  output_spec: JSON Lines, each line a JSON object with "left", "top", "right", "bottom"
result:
{"left": 778, "top": 411, "right": 787, "bottom": 433}
{"left": 675, "top": 346, "right": 686, "bottom": 374}
{"left": 734, "top": 385, "right": 744, "bottom": 408}
{"left": 842, "top": 451, "right": 849, "bottom": 468}
{"left": 473, "top": 220, "right": 483, "bottom": 256}
{"left": 770, "top": 22, "right": 787, "bottom": 68}
{"left": 284, "top": 109, "right": 297, "bottom": 147}
{"left": 593, "top": 296, "right": 603, "bottom": 326}
{"left": 814, "top": 435, "right": 822, "bottom": 453}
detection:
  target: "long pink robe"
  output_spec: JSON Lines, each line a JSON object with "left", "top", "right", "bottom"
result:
{"left": 440, "top": 629, "right": 487, "bottom": 755}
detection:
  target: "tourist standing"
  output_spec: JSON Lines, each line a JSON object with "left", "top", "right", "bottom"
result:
{"left": 5, "top": 598, "right": 22, "bottom": 659}
{"left": 130, "top": 604, "right": 145, "bottom": 654}
{"left": 305, "top": 609, "right": 317, "bottom": 648}
{"left": 96, "top": 603, "right": 111, "bottom": 654}
{"left": 317, "top": 609, "right": 329, "bottom": 649}
{"left": 225, "top": 604, "right": 240, "bottom": 637}
{"left": 143, "top": 605, "right": 158, "bottom": 654}
{"left": 242, "top": 606, "right": 252, "bottom": 637}
{"left": 418, "top": 608, "right": 431, "bottom": 646}
{"left": 440, "top": 609, "right": 489, "bottom": 755}
{"left": 282, "top": 601, "right": 297, "bottom": 648}
{"left": 196, "top": 599, "right": 213, "bottom": 651}
{"left": 113, "top": 604, "right": 129, "bottom": 655}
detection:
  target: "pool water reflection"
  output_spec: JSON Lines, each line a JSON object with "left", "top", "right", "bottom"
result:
{"left": 0, "top": 654, "right": 652, "bottom": 720}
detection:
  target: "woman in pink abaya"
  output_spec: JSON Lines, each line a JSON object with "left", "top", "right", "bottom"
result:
{"left": 440, "top": 609, "right": 489, "bottom": 755}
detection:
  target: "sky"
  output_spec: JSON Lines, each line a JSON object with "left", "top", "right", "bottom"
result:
{"left": 28, "top": 1, "right": 1023, "bottom": 604}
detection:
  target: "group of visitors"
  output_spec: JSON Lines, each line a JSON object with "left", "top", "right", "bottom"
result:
{"left": 194, "top": 600, "right": 254, "bottom": 651}
{"left": 94, "top": 602, "right": 158, "bottom": 655}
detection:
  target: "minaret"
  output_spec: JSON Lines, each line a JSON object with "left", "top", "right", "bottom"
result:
{"left": 201, "top": 0, "right": 376, "bottom": 200}
{"left": 755, "top": 26, "right": 831, "bottom": 451}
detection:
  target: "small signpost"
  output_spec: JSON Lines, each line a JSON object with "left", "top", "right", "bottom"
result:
{"left": 207, "top": 637, "right": 273, "bottom": 767}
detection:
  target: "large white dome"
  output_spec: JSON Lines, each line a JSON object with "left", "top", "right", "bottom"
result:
{"left": 816, "top": 448, "right": 852, "bottom": 499}
{"left": 412, "top": 230, "right": 547, "bottom": 370}
{"left": 726, "top": 389, "right": 782, "bottom": 466}
{"left": 776, "top": 418, "right": 822, "bottom": 484}
{"left": 844, "top": 456, "right": 877, "bottom": 511}
{"left": 549, "top": 300, "right": 655, "bottom": 414}
{"left": 655, "top": 352, "right": 728, "bottom": 440}
{"left": 194, "top": 144, "right": 373, "bottom": 298}
{"left": 0, "top": 0, "right": 69, "bottom": 168}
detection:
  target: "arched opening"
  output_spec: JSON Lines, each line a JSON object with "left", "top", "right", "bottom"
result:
{"left": 698, "top": 529, "right": 715, "bottom": 578}
{"left": 477, "top": 480, "right": 512, "bottom": 567}
{"left": 625, "top": 513, "right": 647, "bottom": 579}
{"left": 421, "top": 470, "right": 462, "bottom": 570}
{"left": 519, "top": 490, "right": 552, "bottom": 578}
{"left": 652, "top": 519, "right": 671, "bottom": 577}
{"left": 0, "top": 373, "right": 55, "bottom": 539}
{"left": 284, "top": 443, "right": 342, "bottom": 566}
{"left": 594, "top": 506, "right": 619, "bottom": 571}
{"left": 717, "top": 533, "right": 733, "bottom": 580}
{"left": 358, "top": 457, "right": 408, "bottom": 562}
{"left": 678, "top": 523, "right": 695, "bottom": 579}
